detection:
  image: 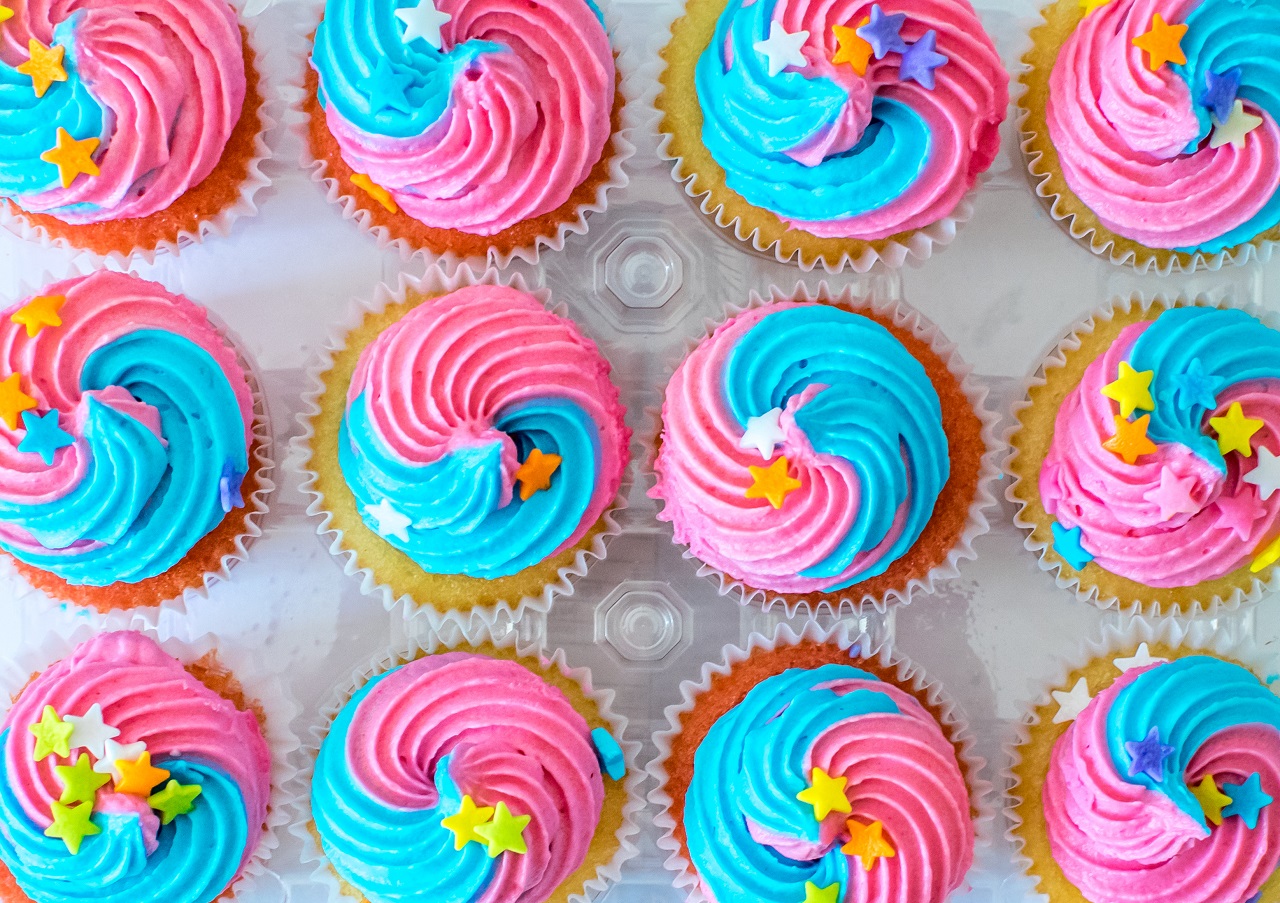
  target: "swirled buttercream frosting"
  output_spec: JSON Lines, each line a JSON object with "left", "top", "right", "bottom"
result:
{"left": 311, "top": 651, "right": 622, "bottom": 903}
{"left": 338, "top": 285, "right": 628, "bottom": 580}
{"left": 0, "top": 0, "right": 248, "bottom": 225}
{"left": 1041, "top": 306, "right": 1280, "bottom": 588}
{"left": 1046, "top": 0, "right": 1280, "bottom": 253}
{"left": 692, "top": 0, "right": 1007, "bottom": 240}
{"left": 0, "top": 271, "right": 255, "bottom": 587}
{"left": 0, "top": 631, "right": 271, "bottom": 903}
{"left": 310, "top": 0, "right": 615, "bottom": 236}
{"left": 653, "top": 303, "right": 950, "bottom": 594}
{"left": 1043, "top": 655, "right": 1280, "bottom": 902}
{"left": 684, "top": 663, "right": 973, "bottom": 903}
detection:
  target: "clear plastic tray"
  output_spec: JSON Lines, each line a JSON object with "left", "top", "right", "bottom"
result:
{"left": 0, "top": 0, "right": 1277, "bottom": 900}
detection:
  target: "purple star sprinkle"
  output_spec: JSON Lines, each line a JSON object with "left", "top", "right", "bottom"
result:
{"left": 1125, "top": 727, "right": 1175, "bottom": 782}
{"left": 856, "top": 5, "right": 909, "bottom": 59}
{"left": 898, "top": 29, "right": 948, "bottom": 90}
{"left": 1201, "top": 67, "right": 1243, "bottom": 125}
{"left": 219, "top": 459, "right": 246, "bottom": 514}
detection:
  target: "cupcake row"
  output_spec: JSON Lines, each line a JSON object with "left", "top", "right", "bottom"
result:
{"left": 1, "top": 617, "right": 1274, "bottom": 903}
{"left": 3, "top": 268, "right": 1279, "bottom": 621}
{"left": 0, "top": 0, "right": 1275, "bottom": 271}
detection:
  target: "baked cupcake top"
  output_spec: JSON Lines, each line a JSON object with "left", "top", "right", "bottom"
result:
{"left": 691, "top": 0, "right": 1007, "bottom": 240}
{"left": 0, "top": 271, "right": 255, "bottom": 587}
{"left": 653, "top": 302, "right": 951, "bottom": 595}
{"left": 0, "top": 0, "right": 248, "bottom": 225}
{"left": 1045, "top": 0, "right": 1279, "bottom": 254}
{"left": 310, "top": 0, "right": 615, "bottom": 236}
{"left": 311, "top": 651, "right": 627, "bottom": 903}
{"left": 0, "top": 631, "right": 272, "bottom": 903}
{"left": 1040, "top": 306, "right": 1280, "bottom": 588}
{"left": 683, "top": 662, "right": 973, "bottom": 903}
{"left": 1043, "top": 652, "right": 1280, "bottom": 902}
{"left": 338, "top": 284, "right": 628, "bottom": 580}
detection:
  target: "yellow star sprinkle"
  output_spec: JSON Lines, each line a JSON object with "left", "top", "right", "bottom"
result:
{"left": 440, "top": 794, "right": 494, "bottom": 850}
{"left": 351, "top": 172, "right": 398, "bottom": 214}
{"left": 1079, "top": 0, "right": 1112, "bottom": 15}
{"left": 746, "top": 455, "right": 803, "bottom": 509}
{"left": 113, "top": 751, "right": 170, "bottom": 797}
{"left": 1102, "top": 414, "right": 1158, "bottom": 465}
{"left": 41, "top": 128, "right": 100, "bottom": 189}
{"left": 1190, "top": 774, "right": 1233, "bottom": 826}
{"left": 842, "top": 818, "right": 896, "bottom": 871}
{"left": 514, "top": 448, "right": 562, "bottom": 501}
{"left": 44, "top": 801, "right": 98, "bottom": 854}
{"left": 0, "top": 373, "right": 37, "bottom": 430}
{"left": 796, "top": 767, "right": 851, "bottom": 821}
{"left": 1210, "top": 402, "right": 1263, "bottom": 457}
{"left": 0, "top": 4, "right": 13, "bottom": 24}
{"left": 473, "top": 801, "right": 529, "bottom": 857}
{"left": 1101, "top": 361, "right": 1155, "bottom": 419}
{"left": 832, "top": 19, "right": 873, "bottom": 76}
{"left": 147, "top": 780, "right": 203, "bottom": 825}
{"left": 1251, "top": 533, "right": 1280, "bottom": 574}
{"left": 1132, "top": 14, "right": 1187, "bottom": 72}
{"left": 16, "top": 39, "right": 66, "bottom": 98}
{"left": 804, "top": 881, "right": 840, "bottom": 903}
{"left": 28, "top": 705, "right": 72, "bottom": 761}
{"left": 11, "top": 294, "right": 65, "bottom": 338}
{"left": 54, "top": 754, "right": 110, "bottom": 806}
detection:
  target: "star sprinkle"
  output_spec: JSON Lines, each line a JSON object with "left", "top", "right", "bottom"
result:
{"left": 746, "top": 455, "right": 802, "bottom": 509}
{"left": 842, "top": 818, "right": 895, "bottom": 871}
{"left": 1211, "top": 100, "right": 1265, "bottom": 150}
{"left": 28, "top": 706, "right": 72, "bottom": 760}
{"left": 857, "top": 6, "right": 908, "bottom": 59}
{"left": 1125, "top": 727, "right": 1174, "bottom": 782}
{"left": 754, "top": 21, "right": 809, "bottom": 77}
{"left": 1244, "top": 447, "right": 1280, "bottom": 500}
{"left": 364, "top": 497, "right": 411, "bottom": 543}
{"left": 54, "top": 755, "right": 110, "bottom": 806}
{"left": 1251, "top": 534, "right": 1280, "bottom": 574}
{"left": 1223, "top": 773, "right": 1273, "bottom": 829}
{"left": 17, "top": 410, "right": 73, "bottom": 465}
{"left": 1079, "top": 0, "right": 1112, "bottom": 16}
{"left": 1051, "top": 521, "right": 1093, "bottom": 570}
{"left": 1113, "top": 643, "right": 1167, "bottom": 672}
{"left": 67, "top": 703, "right": 120, "bottom": 758}
{"left": 804, "top": 881, "right": 840, "bottom": 903}
{"left": 1210, "top": 402, "right": 1263, "bottom": 457}
{"left": 44, "top": 801, "right": 98, "bottom": 854}
{"left": 16, "top": 39, "right": 66, "bottom": 98}
{"left": 797, "top": 767, "right": 851, "bottom": 821}
{"left": 1214, "top": 491, "right": 1267, "bottom": 541}
{"left": 898, "top": 30, "right": 947, "bottom": 89}
{"left": 1143, "top": 468, "right": 1199, "bottom": 520}
{"left": 41, "top": 128, "right": 100, "bottom": 189}
{"left": 1101, "top": 362, "right": 1155, "bottom": 419}
{"left": 474, "top": 801, "right": 530, "bottom": 857}
{"left": 0, "top": 373, "right": 37, "bottom": 430}
{"left": 1132, "top": 14, "right": 1187, "bottom": 71}
{"left": 1202, "top": 67, "right": 1242, "bottom": 125}
{"left": 441, "top": 795, "right": 495, "bottom": 850}
{"left": 1103, "top": 414, "right": 1158, "bottom": 465}
{"left": 0, "top": 4, "right": 12, "bottom": 23}
{"left": 351, "top": 173, "right": 398, "bottom": 213}
{"left": 147, "top": 780, "right": 203, "bottom": 825}
{"left": 832, "top": 20, "right": 873, "bottom": 76}
{"left": 515, "top": 448, "right": 562, "bottom": 501}
{"left": 591, "top": 727, "right": 627, "bottom": 781}
{"left": 92, "top": 738, "right": 147, "bottom": 779}
{"left": 114, "top": 751, "right": 170, "bottom": 797}
{"left": 739, "top": 407, "right": 787, "bottom": 459}
{"left": 219, "top": 459, "right": 246, "bottom": 513}
{"left": 370, "top": 57, "right": 415, "bottom": 114}
{"left": 1169, "top": 359, "right": 1217, "bottom": 411}
{"left": 394, "top": 0, "right": 451, "bottom": 50}
{"left": 1051, "top": 677, "right": 1092, "bottom": 724}
{"left": 10, "top": 294, "right": 64, "bottom": 337}
{"left": 1190, "top": 774, "right": 1233, "bottom": 826}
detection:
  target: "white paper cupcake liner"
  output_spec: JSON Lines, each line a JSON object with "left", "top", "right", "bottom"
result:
{"left": 0, "top": 0, "right": 281, "bottom": 266}
{"left": 286, "top": 1, "right": 636, "bottom": 269}
{"left": 646, "top": 619, "right": 996, "bottom": 903}
{"left": 292, "top": 263, "right": 629, "bottom": 635}
{"left": 1004, "top": 292, "right": 1280, "bottom": 618}
{"left": 645, "top": 282, "right": 1001, "bottom": 617}
{"left": 0, "top": 270, "right": 276, "bottom": 622}
{"left": 0, "top": 614, "right": 301, "bottom": 901}
{"left": 286, "top": 619, "right": 644, "bottom": 903}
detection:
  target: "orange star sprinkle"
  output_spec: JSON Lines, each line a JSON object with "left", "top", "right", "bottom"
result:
{"left": 0, "top": 373, "right": 37, "bottom": 430}
{"left": 41, "top": 128, "right": 100, "bottom": 189}
{"left": 113, "top": 751, "right": 170, "bottom": 797}
{"left": 1132, "top": 14, "right": 1187, "bottom": 71}
{"left": 514, "top": 448, "right": 561, "bottom": 501}
{"left": 16, "top": 39, "right": 67, "bottom": 98}
{"left": 351, "top": 172, "right": 398, "bottom": 213}
{"left": 832, "top": 19, "right": 873, "bottom": 76}
{"left": 746, "top": 455, "right": 803, "bottom": 509}
{"left": 1103, "top": 414, "right": 1159, "bottom": 465}
{"left": 10, "top": 295, "right": 65, "bottom": 338}
{"left": 842, "top": 818, "right": 896, "bottom": 871}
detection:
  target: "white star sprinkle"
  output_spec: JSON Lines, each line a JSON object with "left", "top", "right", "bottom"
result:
{"left": 394, "top": 0, "right": 452, "bottom": 50}
{"left": 1210, "top": 100, "right": 1264, "bottom": 150}
{"left": 93, "top": 738, "right": 147, "bottom": 779}
{"left": 1051, "top": 677, "right": 1092, "bottom": 724}
{"left": 1113, "top": 643, "right": 1168, "bottom": 673}
{"left": 753, "top": 22, "right": 809, "bottom": 77}
{"left": 65, "top": 704, "right": 119, "bottom": 760}
{"left": 364, "top": 498, "right": 412, "bottom": 543}
{"left": 1244, "top": 447, "right": 1280, "bottom": 501}
{"left": 738, "top": 408, "right": 788, "bottom": 460}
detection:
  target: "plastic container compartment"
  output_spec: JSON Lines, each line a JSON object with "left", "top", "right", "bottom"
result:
{"left": 0, "top": 0, "right": 1276, "bottom": 901}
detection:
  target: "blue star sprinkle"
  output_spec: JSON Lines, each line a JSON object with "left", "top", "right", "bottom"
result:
{"left": 1201, "top": 67, "right": 1243, "bottom": 125}
{"left": 1051, "top": 521, "right": 1094, "bottom": 570}
{"left": 898, "top": 29, "right": 948, "bottom": 89}
{"left": 590, "top": 727, "right": 627, "bottom": 781}
{"left": 856, "top": 5, "right": 909, "bottom": 59}
{"left": 219, "top": 459, "right": 246, "bottom": 514}
{"left": 1168, "top": 358, "right": 1217, "bottom": 412}
{"left": 17, "top": 410, "right": 73, "bottom": 465}
{"left": 1223, "top": 773, "right": 1273, "bottom": 829}
{"left": 1125, "top": 727, "right": 1175, "bottom": 782}
{"left": 370, "top": 57, "right": 416, "bottom": 115}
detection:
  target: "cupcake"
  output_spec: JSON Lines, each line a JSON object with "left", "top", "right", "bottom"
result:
{"left": 0, "top": 271, "right": 271, "bottom": 613}
{"left": 656, "top": 0, "right": 1009, "bottom": 271}
{"left": 1010, "top": 633, "right": 1280, "bottom": 903}
{"left": 303, "top": 644, "right": 636, "bottom": 903}
{"left": 651, "top": 627, "right": 983, "bottom": 903}
{"left": 650, "top": 290, "right": 992, "bottom": 612}
{"left": 0, "top": 631, "right": 273, "bottom": 903}
{"left": 0, "top": 0, "right": 270, "bottom": 260}
{"left": 1018, "top": 0, "right": 1280, "bottom": 272}
{"left": 1008, "top": 298, "right": 1280, "bottom": 615}
{"left": 303, "top": 0, "right": 628, "bottom": 263}
{"left": 299, "top": 273, "right": 629, "bottom": 623}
